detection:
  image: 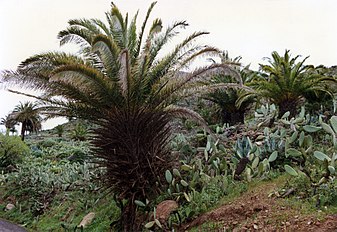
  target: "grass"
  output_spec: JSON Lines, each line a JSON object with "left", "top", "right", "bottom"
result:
{"left": 189, "top": 221, "right": 224, "bottom": 231}
{"left": 0, "top": 185, "right": 119, "bottom": 231}
{"left": 39, "top": 191, "right": 118, "bottom": 231}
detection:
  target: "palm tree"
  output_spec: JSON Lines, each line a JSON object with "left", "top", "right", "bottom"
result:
{"left": 11, "top": 102, "right": 42, "bottom": 141}
{"left": 54, "top": 124, "right": 64, "bottom": 137}
{"left": 0, "top": 114, "right": 17, "bottom": 135}
{"left": 204, "top": 51, "right": 255, "bottom": 125}
{"left": 1, "top": 2, "right": 232, "bottom": 230}
{"left": 239, "top": 50, "right": 337, "bottom": 118}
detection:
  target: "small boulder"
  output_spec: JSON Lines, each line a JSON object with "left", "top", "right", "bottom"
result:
{"left": 156, "top": 200, "right": 178, "bottom": 223}
{"left": 78, "top": 212, "right": 95, "bottom": 228}
{"left": 5, "top": 203, "right": 15, "bottom": 211}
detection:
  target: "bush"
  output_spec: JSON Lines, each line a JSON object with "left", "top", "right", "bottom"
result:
{"left": 37, "top": 138, "right": 58, "bottom": 148}
{"left": 0, "top": 134, "right": 29, "bottom": 169}
{"left": 71, "top": 123, "right": 88, "bottom": 141}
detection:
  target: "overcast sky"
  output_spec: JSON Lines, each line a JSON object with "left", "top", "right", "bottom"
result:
{"left": 0, "top": 0, "right": 336, "bottom": 131}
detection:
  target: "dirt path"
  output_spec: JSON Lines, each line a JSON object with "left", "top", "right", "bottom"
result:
{"left": 180, "top": 182, "right": 337, "bottom": 231}
{"left": 0, "top": 219, "right": 27, "bottom": 232}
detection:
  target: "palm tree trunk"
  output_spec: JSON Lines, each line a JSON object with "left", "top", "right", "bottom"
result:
{"left": 20, "top": 122, "right": 26, "bottom": 141}
{"left": 221, "top": 109, "right": 230, "bottom": 125}
{"left": 121, "top": 200, "right": 138, "bottom": 231}
{"left": 230, "top": 111, "right": 245, "bottom": 125}
{"left": 221, "top": 109, "right": 245, "bottom": 126}
{"left": 279, "top": 99, "right": 298, "bottom": 118}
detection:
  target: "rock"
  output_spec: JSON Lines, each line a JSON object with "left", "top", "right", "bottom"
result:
{"left": 78, "top": 212, "right": 95, "bottom": 228}
{"left": 0, "top": 219, "right": 27, "bottom": 232}
{"left": 5, "top": 165, "right": 17, "bottom": 172}
{"left": 156, "top": 200, "right": 178, "bottom": 223}
{"left": 5, "top": 203, "right": 15, "bottom": 211}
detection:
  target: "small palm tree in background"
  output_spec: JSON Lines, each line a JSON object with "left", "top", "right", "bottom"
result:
{"left": 11, "top": 102, "right": 42, "bottom": 141}
{"left": 54, "top": 124, "right": 64, "bottom": 138}
{"left": 1, "top": 2, "right": 231, "bottom": 230}
{"left": 71, "top": 123, "right": 88, "bottom": 141}
{"left": 239, "top": 50, "right": 337, "bottom": 118}
{"left": 0, "top": 114, "right": 17, "bottom": 135}
{"left": 205, "top": 51, "right": 255, "bottom": 125}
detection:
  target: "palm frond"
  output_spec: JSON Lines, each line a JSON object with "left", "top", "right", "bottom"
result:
{"left": 127, "top": 11, "right": 139, "bottom": 63}
{"left": 135, "top": 1, "right": 157, "bottom": 57}
{"left": 92, "top": 34, "right": 121, "bottom": 79}
{"left": 147, "top": 21, "right": 189, "bottom": 67}
{"left": 157, "top": 63, "right": 237, "bottom": 104}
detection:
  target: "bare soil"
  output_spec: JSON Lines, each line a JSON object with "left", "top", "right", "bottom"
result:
{"left": 180, "top": 182, "right": 337, "bottom": 231}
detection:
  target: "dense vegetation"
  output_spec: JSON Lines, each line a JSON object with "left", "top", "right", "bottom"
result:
{"left": 1, "top": 2, "right": 337, "bottom": 231}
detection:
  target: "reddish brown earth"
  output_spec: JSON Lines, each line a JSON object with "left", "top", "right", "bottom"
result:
{"left": 179, "top": 183, "right": 337, "bottom": 232}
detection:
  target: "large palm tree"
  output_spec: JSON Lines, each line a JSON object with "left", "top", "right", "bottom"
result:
{"left": 10, "top": 102, "right": 42, "bottom": 141}
{"left": 1, "top": 2, "right": 233, "bottom": 230}
{"left": 239, "top": 50, "right": 337, "bottom": 118}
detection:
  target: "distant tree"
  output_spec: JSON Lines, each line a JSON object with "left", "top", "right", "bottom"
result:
{"left": 11, "top": 102, "right": 42, "bottom": 141}
{"left": 0, "top": 114, "right": 17, "bottom": 135}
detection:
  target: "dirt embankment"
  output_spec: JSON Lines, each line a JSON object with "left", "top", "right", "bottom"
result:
{"left": 180, "top": 182, "right": 337, "bottom": 231}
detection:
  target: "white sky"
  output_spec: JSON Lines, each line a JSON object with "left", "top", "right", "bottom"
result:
{"left": 0, "top": 0, "right": 337, "bottom": 131}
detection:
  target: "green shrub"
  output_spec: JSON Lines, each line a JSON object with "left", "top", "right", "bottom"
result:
{"left": 0, "top": 134, "right": 29, "bottom": 169}
{"left": 178, "top": 175, "right": 229, "bottom": 220}
{"left": 318, "top": 179, "right": 337, "bottom": 206}
{"left": 37, "top": 138, "right": 58, "bottom": 148}
{"left": 71, "top": 123, "right": 88, "bottom": 141}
